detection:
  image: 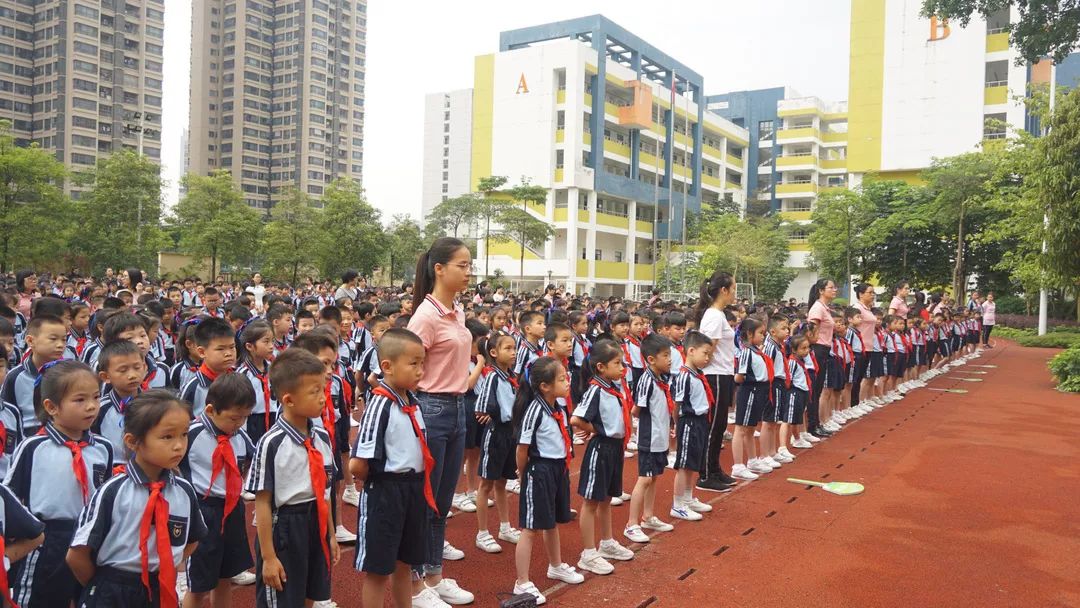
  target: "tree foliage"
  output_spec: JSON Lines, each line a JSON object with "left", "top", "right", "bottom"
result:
{"left": 693, "top": 213, "right": 796, "bottom": 301}
{"left": 808, "top": 188, "right": 878, "bottom": 290}
{"left": 174, "top": 171, "right": 263, "bottom": 279}
{"left": 922, "top": 0, "right": 1080, "bottom": 63}
{"left": 314, "top": 179, "right": 385, "bottom": 280}
{"left": 0, "top": 122, "right": 70, "bottom": 273}
{"left": 385, "top": 214, "right": 426, "bottom": 284}
{"left": 261, "top": 188, "right": 320, "bottom": 284}
{"left": 426, "top": 194, "right": 480, "bottom": 239}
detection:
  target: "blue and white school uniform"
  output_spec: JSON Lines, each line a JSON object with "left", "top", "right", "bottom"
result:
{"left": 237, "top": 361, "right": 277, "bottom": 444}
{"left": 513, "top": 338, "right": 543, "bottom": 376}
{"left": 179, "top": 367, "right": 218, "bottom": 418}
{"left": 622, "top": 337, "right": 645, "bottom": 391}
{"left": 92, "top": 389, "right": 136, "bottom": 456}
{"left": 780, "top": 358, "right": 811, "bottom": 425}
{"left": 890, "top": 331, "right": 907, "bottom": 378}
{"left": 0, "top": 401, "right": 23, "bottom": 480}
{"left": 846, "top": 327, "right": 865, "bottom": 384}
{"left": 0, "top": 484, "right": 45, "bottom": 604}
{"left": 735, "top": 347, "right": 772, "bottom": 427}
{"left": 1, "top": 357, "right": 42, "bottom": 436}
{"left": 518, "top": 397, "right": 572, "bottom": 530}
{"left": 142, "top": 354, "right": 170, "bottom": 390}
{"left": 5, "top": 422, "right": 113, "bottom": 607}
{"left": 673, "top": 366, "right": 712, "bottom": 472}
{"left": 634, "top": 369, "right": 672, "bottom": 477}
{"left": 763, "top": 337, "right": 788, "bottom": 423}
{"left": 573, "top": 378, "right": 628, "bottom": 501}
{"left": 64, "top": 329, "right": 89, "bottom": 361}
{"left": 476, "top": 367, "right": 517, "bottom": 481}
{"left": 80, "top": 339, "right": 104, "bottom": 372}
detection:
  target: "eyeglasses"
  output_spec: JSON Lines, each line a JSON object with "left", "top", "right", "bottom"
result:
{"left": 444, "top": 262, "right": 473, "bottom": 272}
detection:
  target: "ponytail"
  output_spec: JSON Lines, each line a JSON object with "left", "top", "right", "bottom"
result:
{"left": 809, "top": 278, "right": 832, "bottom": 305}
{"left": 694, "top": 270, "right": 734, "bottom": 324}
{"left": 512, "top": 356, "right": 562, "bottom": 434}
{"left": 414, "top": 237, "right": 467, "bottom": 304}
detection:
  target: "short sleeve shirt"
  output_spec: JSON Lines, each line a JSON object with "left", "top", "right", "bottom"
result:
{"left": 407, "top": 295, "right": 472, "bottom": 394}
{"left": 352, "top": 382, "right": 426, "bottom": 474}
{"left": 808, "top": 301, "right": 834, "bottom": 346}
{"left": 889, "top": 296, "right": 909, "bottom": 319}
{"left": 573, "top": 378, "right": 627, "bottom": 439}
{"left": 700, "top": 308, "right": 735, "bottom": 375}
{"left": 518, "top": 398, "right": 567, "bottom": 460}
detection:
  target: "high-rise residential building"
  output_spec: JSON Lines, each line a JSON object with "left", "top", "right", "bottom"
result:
{"left": 421, "top": 89, "right": 472, "bottom": 221}
{"left": 187, "top": 0, "right": 367, "bottom": 210}
{"left": 423, "top": 15, "right": 749, "bottom": 297}
{"left": 0, "top": 0, "right": 166, "bottom": 197}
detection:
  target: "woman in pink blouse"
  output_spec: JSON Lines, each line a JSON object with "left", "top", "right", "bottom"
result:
{"left": 854, "top": 283, "right": 879, "bottom": 405}
{"left": 888, "top": 281, "right": 910, "bottom": 319}
{"left": 806, "top": 278, "right": 838, "bottom": 437}
{"left": 405, "top": 237, "right": 477, "bottom": 605}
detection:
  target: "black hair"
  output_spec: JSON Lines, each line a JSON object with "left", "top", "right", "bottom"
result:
{"left": 414, "top": 237, "right": 468, "bottom": 303}
{"left": 808, "top": 278, "right": 834, "bottom": 305}
{"left": 295, "top": 309, "right": 315, "bottom": 324}
{"left": 0, "top": 317, "right": 12, "bottom": 337}
{"left": 341, "top": 269, "right": 359, "bottom": 284}
{"left": 270, "top": 348, "right": 327, "bottom": 396}
{"left": 26, "top": 314, "right": 65, "bottom": 336}
{"left": 892, "top": 280, "right": 909, "bottom": 295}
{"left": 227, "top": 305, "right": 252, "bottom": 323}
{"left": 101, "top": 296, "right": 125, "bottom": 310}
{"left": 640, "top": 333, "right": 672, "bottom": 360}
{"left": 291, "top": 330, "right": 337, "bottom": 357}
{"left": 739, "top": 317, "right": 764, "bottom": 342}
{"left": 788, "top": 332, "right": 810, "bottom": 353}
{"left": 31, "top": 295, "right": 69, "bottom": 319}
{"left": 192, "top": 317, "right": 234, "bottom": 347}
{"left": 377, "top": 301, "right": 401, "bottom": 317}
{"left": 568, "top": 311, "right": 587, "bottom": 330}
{"left": 33, "top": 359, "right": 98, "bottom": 423}
{"left": 89, "top": 308, "right": 120, "bottom": 340}
{"left": 548, "top": 309, "right": 568, "bottom": 326}
{"left": 125, "top": 268, "right": 144, "bottom": 288}
{"left": 99, "top": 340, "right": 143, "bottom": 372}
{"left": 124, "top": 389, "right": 191, "bottom": 445}
{"left": 102, "top": 312, "right": 147, "bottom": 345}
{"left": 683, "top": 329, "right": 713, "bottom": 350}
{"left": 543, "top": 322, "right": 571, "bottom": 345}
{"left": 368, "top": 314, "right": 390, "bottom": 330}
{"left": 238, "top": 319, "right": 273, "bottom": 365}
{"left": 174, "top": 314, "right": 206, "bottom": 363}
{"left": 266, "top": 304, "right": 292, "bottom": 324}
{"left": 465, "top": 318, "right": 489, "bottom": 341}
{"left": 354, "top": 302, "right": 375, "bottom": 319}
{"left": 695, "top": 270, "right": 734, "bottom": 324}
{"left": 610, "top": 311, "right": 630, "bottom": 328}
{"left": 15, "top": 270, "right": 35, "bottom": 293}
{"left": 481, "top": 331, "right": 515, "bottom": 367}
{"left": 318, "top": 305, "right": 342, "bottom": 324}
{"left": 578, "top": 338, "right": 621, "bottom": 393}
{"left": 511, "top": 356, "right": 563, "bottom": 435}
{"left": 519, "top": 310, "right": 544, "bottom": 329}
{"left": 203, "top": 286, "right": 219, "bottom": 297}
{"left": 206, "top": 372, "right": 257, "bottom": 413}
{"left": 665, "top": 310, "right": 687, "bottom": 328}
{"left": 142, "top": 300, "right": 165, "bottom": 318}
{"left": 378, "top": 328, "right": 424, "bottom": 368}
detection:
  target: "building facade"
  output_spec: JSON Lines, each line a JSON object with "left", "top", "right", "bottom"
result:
{"left": 421, "top": 89, "right": 472, "bottom": 221}
{"left": 0, "top": 0, "right": 166, "bottom": 196}
{"left": 187, "top": 0, "right": 367, "bottom": 210}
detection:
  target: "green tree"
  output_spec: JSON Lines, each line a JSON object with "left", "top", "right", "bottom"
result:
{"left": 426, "top": 194, "right": 480, "bottom": 239}
{"left": 261, "top": 188, "right": 320, "bottom": 284}
{"left": 860, "top": 181, "right": 954, "bottom": 289}
{"left": 73, "top": 150, "right": 166, "bottom": 272}
{"left": 315, "top": 179, "right": 385, "bottom": 279}
{"left": 385, "top": 214, "right": 425, "bottom": 285}
{"left": 0, "top": 121, "right": 70, "bottom": 272}
{"left": 694, "top": 213, "right": 795, "bottom": 300}
{"left": 475, "top": 175, "right": 509, "bottom": 279}
{"left": 504, "top": 179, "right": 552, "bottom": 279}
{"left": 808, "top": 188, "right": 878, "bottom": 291}
{"left": 174, "top": 171, "right": 263, "bottom": 279}
{"left": 922, "top": 0, "right": 1080, "bottom": 63}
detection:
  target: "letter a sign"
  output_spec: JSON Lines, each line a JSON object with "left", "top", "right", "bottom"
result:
{"left": 928, "top": 15, "right": 950, "bottom": 41}
{"left": 516, "top": 73, "right": 529, "bottom": 94}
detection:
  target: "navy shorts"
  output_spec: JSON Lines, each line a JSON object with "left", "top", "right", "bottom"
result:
{"left": 187, "top": 498, "right": 254, "bottom": 593}
{"left": 479, "top": 425, "right": 517, "bottom": 481}
{"left": 578, "top": 436, "right": 624, "bottom": 501}
{"left": 891, "top": 353, "right": 907, "bottom": 378}
{"left": 824, "top": 357, "right": 846, "bottom": 390}
{"left": 520, "top": 458, "right": 572, "bottom": 530}
{"left": 10, "top": 519, "right": 80, "bottom": 607}
{"left": 464, "top": 393, "right": 483, "bottom": 449}
{"left": 355, "top": 473, "right": 430, "bottom": 576}
{"left": 256, "top": 502, "right": 331, "bottom": 606}
{"left": 674, "top": 413, "right": 708, "bottom": 473}
{"left": 334, "top": 415, "right": 351, "bottom": 454}
{"left": 735, "top": 383, "right": 770, "bottom": 427}
{"left": 867, "top": 352, "right": 885, "bottom": 378}
{"left": 637, "top": 450, "right": 668, "bottom": 478}
{"left": 780, "top": 389, "right": 808, "bottom": 424}
{"left": 80, "top": 567, "right": 162, "bottom": 608}
{"left": 765, "top": 380, "right": 787, "bottom": 424}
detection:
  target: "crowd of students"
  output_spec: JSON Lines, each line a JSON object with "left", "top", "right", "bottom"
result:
{"left": 0, "top": 246, "right": 995, "bottom": 608}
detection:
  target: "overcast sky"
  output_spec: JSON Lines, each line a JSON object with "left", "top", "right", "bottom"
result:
{"left": 161, "top": 1, "right": 852, "bottom": 218}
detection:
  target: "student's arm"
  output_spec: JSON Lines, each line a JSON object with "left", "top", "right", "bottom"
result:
{"left": 254, "top": 491, "right": 286, "bottom": 591}
{"left": 515, "top": 445, "right": 529, "bottom": 487}
{"left": 570, "top": 416, "right": 595, "bottom": 435}
{"left": 182, "top": 541, "right": 200, "bottom": 561}
{"left": 734, "top": 374, "right": 745, "bottom": 384}
{"left": 631, "top": 405, "right": 641, "bottom": 417}
{"left": 349, "top": 457, "right": 369, "bottom": 484}
{"left": 66, "top": 545, "right": 95, "bottom": 585}
{"left": 467, "top": 354, "right": 485, "bottom": 390}
{"left": 7, "top": 532, "right": 43, "bottom": 564}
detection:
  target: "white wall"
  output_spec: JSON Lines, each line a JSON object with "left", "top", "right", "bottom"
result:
{"left": 421, "top": 89, "right": 473, "bottom": 221}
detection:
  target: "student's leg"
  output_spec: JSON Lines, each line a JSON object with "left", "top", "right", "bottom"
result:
{"left": 542, "top": 528, "right": 562, "bottom": 568}
{"left": 780, "top": 423, "right": 792, "bottom": 448}
{"left": 597, "top": 500, "right": 613, "bottom": 542}
{"left": 391, "top": 564, "right": 413, "bottom": 608}
{"left": 464, "top": 448, "right": 481, "bottom": 495}
{"left": 363, "top": 573, "right": 390, "bottom": 608}
{"left": 475, "top": 478, "right": 494, "bottom": 533}
{"left": 759, "top": 422, "right": 773, "bottom": 458}
{"left": 183, "top": 591, "right": 207, "bottom": 608}
{"left": 642, "top": 477, "right": 658, "bottom": 520}
{"left": 212, "top": 581, "right": 232, "bottom": 608}
{"left": 515, "top": 529, "right": 536, "bottom": 584}
{"left": 494, "top": 480, "right": 510, "bottom": 526}
{"left": 579, "top": 499, "right": 598, "bottom": 550}
{"left": 628, "top": 476, "right": 649, "bottom": 527}
{"left": 731, "top": 424, "right": 746, "bottom": 466}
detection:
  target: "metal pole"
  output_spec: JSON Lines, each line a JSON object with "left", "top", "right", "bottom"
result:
{"left": 137, "top": 118, "right": 144, "bottom": 254}
{"left": 1038, "top": 65, "right": 1055, "bottom": 336}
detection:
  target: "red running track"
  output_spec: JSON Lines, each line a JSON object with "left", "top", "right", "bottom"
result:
{"left": 226, "top": 341, "right": 1079, "bottom": 607}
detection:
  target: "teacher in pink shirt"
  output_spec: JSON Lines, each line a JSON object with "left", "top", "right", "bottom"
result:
{"left": 888, "top": 281, "right": 910, "bottom": 319}
{"left": 854, "top": 283, "right": 878, "bottom": 405}
{"left": 806, "top": 278, "right": 837, "bottom": 437}
{"left": 406, "top": 237, "right": 477, "bottom": 606}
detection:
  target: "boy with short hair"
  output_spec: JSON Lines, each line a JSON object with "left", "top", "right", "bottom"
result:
{"left": 762, "top": 315, "right": 792, "bottom": 467}
{"left": 671, "top": 331, "right": 716, "bottom": 520}
{"left": 2, "top": 315, "right": 66, "bottom": 435}
{"left": 103, "top": 312, "right": 170, "bottom": 390}
{"left": 351, "top": 329, "right": 434, "bottom": 608}
{"left": 514, "top": 311, "right": 546, "bottom": 375}
{"left": 295, "top": 309, "right": 316, "bottom": 336}
{"left": 180, "top": 317, "right": 238, "bottom": 417}
{"left": 93, "top": 340, "right": 148, "bottom": 452}
{"left": 245, "top": 348, "right": 340, "bottom": 608}
{"left": 201, "top": 287, "right": 225, "bottom": 318}
{"left": 266, "top": 304, "right": 293, "bottom": 356}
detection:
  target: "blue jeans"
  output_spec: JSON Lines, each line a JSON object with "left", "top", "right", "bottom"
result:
{"left": 413, "top": 392, "right": 466, "bottom": 577}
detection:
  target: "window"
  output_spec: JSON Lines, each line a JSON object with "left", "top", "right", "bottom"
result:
{"left": 614, "top": 251, "right": 623, "bottom": 262}
{"left": 758, "top": 120, "right": 773, "bottom": 139}
{"left": 581, "top": 248, "right": 588, "bottom": 260}
{"left": 72, "top": 97, "right": 96, "bottom": 111}
{"left": 594, "top": 250, "right": 602, "bottom": 261}
{"left": 71, "top": 152, "right": 96, "bottom": 165}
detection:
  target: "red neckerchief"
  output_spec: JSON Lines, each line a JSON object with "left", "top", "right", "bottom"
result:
{"left": 205, "top": 429, "right": 242, "bottom": 527}
{"left": 653, "top": 374, "right": 677, "bottom": 416}
{"left": 0, "top": 422, "right": 7, "bottom": 454}
{"left": 141, "top": 365, "right": 157, "bottom": 391}
{"left": 591, "top": 379, "right": 633, "bottom": 449}
{"left": 809, "top": 350, "right": 820, "bottom": 373}
{"left": 322, "top": 381, "right": 337, "bottom": 449}
{"left": 64, "top": 437, "right": 91, "bottom": 503}
{"left": 548, "top": 401, "right": 573, "bottom": 470}
{"left": 506, "top": 371, "right": 520, "bottom": 391}
{"left": 794, "top": 357, "right": 813, "bottom": 402}
{"left": 481, "top": 366, "right": 494, "bottom": 378}
{"left": 250, "top": 362, "right": 272, "bottom": 431}
{"left": 198, "top": 363, "right": 220, "bottom": 382}
{"left": 675, "top": 344, "right": 685, "bottom": 358}
{"left": 302, "top": 436, "right": 332, "bottom": 570}
{"left": 72, "top": 330, "right": 88, "bottom": 357}
{"left": 371, "top": 387, "right": 438, "bottom": 511}
{"left": 620, "top": 340, "right": 633, "bottom": 375}
{"left": 750, "top": 347, "right": 776, "bottom": 402}
{"left": 832, "top": 337, "right": 845, "bottom": 363}
{"left": 680, "top": 366, "right": 716, "bottom": 422}
{"left": 575, "top": 334, "right": 590, "bottom": 360}
{"left": 138, "top": 480, "right": 179, "bottom": 608}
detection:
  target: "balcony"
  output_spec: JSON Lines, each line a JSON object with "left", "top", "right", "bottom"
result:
{"left": 776, "top": 155, "right": 815, "bottom": 168}
{"left": 821, "top": 131, "right": 847, "bottom": 143}
{"left": 635, "top": 218, "right": 652, "bottom": 234}
{"left": 554, "top": 168, "right": 564, "bottom": 182}
{"left": 727, "top": 154, "right": 744, "bottom": 169}
{"left": 603, "top": 137, "right": 631, "bottom": 158}
{"left": 557, "top": 89, "right": 566, "bottom": 104}
{"left": 555, "top": 129, "right": 564, "bottom": 143}
{"left": 984, "top": 84, "right": 1008, "bottom": 105}
{"left": 780, "top": 210, "right": 812, "bottom": 222}
{"left": 596, "top": 211, "right": 630, "bottom": 229}
{"left": 776, "top": 127, "right": 817, "bottom": 141}
{"left": 820, "top": 158, "right": 847, "bottom": 170}
{"left": 726, "top": 180, "right": 742, "bottom": 191}
{"left": 776, "top": 182, "right": 818, "bottom": 195}
{"left": 554, "top": 207, "right": 589, "bottom": 223}
{"left": 703, "top": 143, "right": 723, "bottom": 159}
{"left": 634, "top": 263, "right": 654, "bottom": 281}
{"left": 702, "top": 173, "right": 722, "bottom": 189}
{"left": 595, "top": 261, "right": 629, "bottom": 280}
{"left": 576, "top": 259, "right": 588, "bottom": 277}
{"left": 986, "top": 31, "right": 1009, "bottom": 53}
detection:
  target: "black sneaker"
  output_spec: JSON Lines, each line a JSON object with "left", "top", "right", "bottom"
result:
{"left": 696, "top": 477, "right": 734, "bottom": 493}
{"left": 714, "top": 471, "right": 739, "bottom": 485}
{"left": 811, "top": 428, "right": 833, "bottom": 439}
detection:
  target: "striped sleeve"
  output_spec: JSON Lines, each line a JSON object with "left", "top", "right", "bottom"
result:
{"left": 352, "top": 395, "right": 388, "bottom": 460}
{"left": 476, "top": 374, "right": 498, "bottom": 419}
{"left": 736, "top": 349, "right": 751, "bottom": 374}
{"left": 243, "top": 432, "right": 278, "bottom": 495}
{"left": 518, "top": 403, "right": 542, "bottom": 446}
{"left": 71, "top": 475, "right": 122, "bottom": 550}
{"left": 513, "top": 345, "right": 529, "bottom": 375}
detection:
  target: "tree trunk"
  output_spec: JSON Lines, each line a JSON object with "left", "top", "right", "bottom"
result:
{"left": 951, "top": 202, "right": 966, "bottom": 300}
{"left": 211, "top": 245, "right": 218, "bottom": 282}
{"left": 1, "top": 234, "right": 8, "bottom": 274}
{"left": 291, "top": 261, "right": 299, "bottom": 286}
{"left": 519, "top": 232, "right": 525, "bottom": 280}
{"left": 845, "top": 211, "right": 852, "bottom": 300}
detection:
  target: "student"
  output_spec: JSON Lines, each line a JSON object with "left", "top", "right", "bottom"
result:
{"left": 180, "top": 318, "right": 237, "bottom": 418}
{"left": 200, "top": 287, "right": 225, "bottom": 318}
{"left": 0, "top": 317, "right": 20, "bottom": 371}
{"left": 266, "top": 305, "right": 293, "bottom": 357}
{"left": 3, "top": 315, "right": 67, "bottom": 436}
{"left": 5, "top": 360, "right": 113, "bottom": 608}
{"left": 625, "top": 313, "right": 647, "bottom": 389}
{"left": 511, "top": 356, "right": 584, "bottom": 604}
{"left": 353, "top": 315, "right": 392, "bottom": 407}
{"left": 244, "top": 349, "right": 339, "bottom": 608}
{"left": 67, "top": 390, "right": 207, "bottom": 608}
{"left": 452, "top": 319, "right": 492, "bottom": 516}
{"left": 351, "top": 329, "right": 439, "bottom": 608}
{"left": 625, "top": 333, "right": 679, "bottom": 544}
{"left": 351, "top": 302, "right": 375, "bottom": 355}
{"left": 781, "top": 334, "right": 813, "bottom": 452}
{"left": 0, "top": 480, "right": 46, "bottom": 608}
{"left": 671, "top": 330, "right": 720, "bottom": 514}
{"left": 65, "top": 302, "right": 92, "bottom": 360}
{"left": 102, "top": 312, "right": 170, "bottom": 391}
{"left": 169, "top": 316, "right": 205, "bottom": 390}
{"left": 93, "top": 341, "right": 147, "bottom": 454}
{"left": 571, "top": 339, "right": 635, "bottom": 575}
{"left": 79, "top": 309, "right": 116, "bottom": 372}
{"left": 762, "top": 315, "right": 792, "bottom": 465}
{"left": 844, "top": 307, "right": 871, "bottom": 415}
{"left": 513, "top": 311, "right": 546, "bottom": 376}
{"left": 472, "top": 331, "right": 521, "bottom": 554}
{"left": 180, "top": 374, "right": 256, "bottom": 608}
{"left": 236, "top": 320, "right": 277, "bottom": 444}
{"left": 295, "top": 309, "right": 316, "bottom": 336}
{"left": 731, "top": 318, "right": 773, "bottom": 480}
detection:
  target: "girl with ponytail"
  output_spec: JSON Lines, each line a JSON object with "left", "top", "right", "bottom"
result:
{"left": 694, "top": 270, "right": 739, "bottom": 489}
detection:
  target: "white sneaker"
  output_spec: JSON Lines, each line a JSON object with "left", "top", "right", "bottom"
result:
{"left": 747, "top": 459, "right": 769, "bottom": 474}
{"left": 475, "top": 531, "right": 502, "bottom": 553}
{"left": 831, "top": 413, "right": 846, "bottom": 425}
{"left": 547, "top": 562, "right": 585, "bottom": 584}
{"left": 727, "top": 411, "right": 736, "bottom": 424}
{"left": 763, "top": 456, "right": 783, "bottom": 468}
{"left": 506, "top": 479, "right": 521, "bottom": 494}
{"left": 513, "top": 581, "right": 546, "bottom": 605}
{"left": 176, "top": 572, "right": 188, "bottom": 601}
{"left": 610, "top": 495, "right": 624, "bottom": 506}
{"left": 778, "top": 446, "right": 797, "bottom": 460}
{"left": 335, "top": 525, "right": 356, "bottom": 544}
{"left": 687, "top": 497, "right": 712, "bottom": 513}
{"left": 452, "top": 493, "right": 477, "bottom": 513}
{"left": 498, "top": 525, "right": 521, "bottom": 544}
{"left": 824, "top": 421, "right": 840, "bottom": 432}
{"left": 666, "top": 453, "right": 676, "bottom": 469}
{"left": 623, "top": 450, "right": 634, "bottom": 459}
{"left": 599, "top": 538, "right": 635, "bottom": 561}
{"left": 640, "top": 516, "right": 674, "bottom": 532}
{"left": 626, "top": 440, "right": 638, "bottom": 451}
{"left": 313, "top": 601, "right": 339, "bottom": 608}
{"left": 624, "top": 524, "right": 650, "bottom": 543}
{"left": 791, "top": 438, "right": 813, "bottom": 449}
{"left": 723, "top": 430, "right": 733, "bottom": 440}
{"left": 732, "top": 464, "right": 759, "bottom": 480}
{"left": 801, "top": 432, "right": 821, "bottom": 443}
{"left": 426, "top": 578, "right": 474, "bottom": 605}
{"left": 577, "top": 548, "right": 615, "bottom": 575}
{"left": 753, "top": 430, "right": 761, "bottom": 438}
{"left": 442, "top": 540, "right": 465, "bottom": 561}
{"left": 341, "top": 485, "right": 360, "bottom": 507}
{"left": 412, "top": 589, "right": 450, "bottom": 608}
{"left": 670, "top": 504, "right": 703, "bottom": 521}
{"left": 773, "top": 451, "right": 793, "bottom": 464}
{"left": 231, "top": 570, "right": 256, "bottom": 586}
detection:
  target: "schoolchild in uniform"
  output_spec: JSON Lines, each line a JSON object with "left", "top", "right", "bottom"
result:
{"left": 762, "top": 315, "right": 792, "bottom": 466}
{"left": 351, "top": 329, "right": 437, "bottom": 608}
{"left": 0, "top": 317, "right": 20, "bottom": 371}
{"left": 3, "top": 315, "right": 67, "bottom": 437}
{"left": 65, "top": 302, "right": 92, "bottom": 361}
{"left": 567, "top": 312, "right": 591, "bottom": 446}
{"left": 180, "top": 318, "right": 237, "bottom": 418}
{"left": 265, "top": 305, "right": 293, "bottom": 358}
{"left": 93, "top": 341, "right": 146, "bottom": 454}
{"left": 866, "top": 312, "right": 888, "bottom": 405}
{"left": 451, "top": 319, "right": 492, "bottom": 516}
{"left": 671, "top": 331, "right": 720, "bottom": 514}
{"left": 844, "top": 307, "right": 870, "bottom": 414}
{"left": 353, "top": 315, "right": 391, "bottom": 407}
{"left": 245, "top": 349, "right": 340, "bottom": 608}
{"left": 79, "top": 309, "right": 119, "bottom": 372}
{"left": 625, "top": 313, "right": 647, "bottom": 390}
{"left": 825, "top": 312, "right": 852, "bottom": 428}
{"left": 169, "top": 315, "right": 206, "bottom": 390}
{"left": 0, "top": 480, "right": 45, "bottom": 607}
{"left": 731, "top": 318, "right": 773, "bottom": 481}
{"left": 511, "top": 356, "right": 584, "bottom": 604}
{"left": 471, "top": 331, "right": 521, "bottom": 554}
{"left": 781, "top": 334, "right": 814, "bottom": 452}
{"left": 67, "top": 390, "right": 207, "bottom": 608}
{"left": 140, "top": 307, "right": 168, "bottom": 366}
{"left": 624, "top": 333, "right": 679, "bottom": 544}
{"left": 513, "top": 311, "right": 546, "bottom": 376}
{"left": 235, "top": 320, "right": 277, "bottom": 445}
{"left": 200, "top": 287, "right": 225, "bottom": 319}
{"left": 102, "top": 312, "right": 170, "bottom": 391}
{"left": 350, "top": 302, "right": 375, "bottom": 357}
{"left": 571, "top": 339, "right": 635, "bottom": 575}
{"left": 5, "top": 360, "right": 112, "bottom": 607}
{"left": 180, "top": 373, "right": 256, "bottom": 608}
{"left": 884, "top": 315, "right": 905, "bottom": 401}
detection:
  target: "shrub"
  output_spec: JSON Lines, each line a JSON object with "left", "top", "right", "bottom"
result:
{"left": 1048, "top": 346, "right": 1080, "bottom": 392}
{"left": 995, "top": 314, "right": 1080, "bottom": 331}
{"left": 989, "top": 326, "right": 1080, "bottom": 348}
{"left": 993, "top": 294, "right": 1028, "bottom": 315}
